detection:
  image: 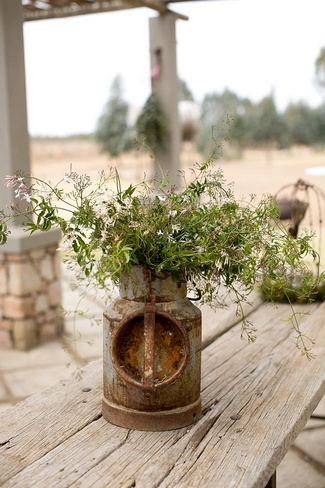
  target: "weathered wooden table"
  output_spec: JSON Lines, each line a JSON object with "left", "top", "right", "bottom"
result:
{"left": 1, "top": 295, "right": 325, "bottom": 488}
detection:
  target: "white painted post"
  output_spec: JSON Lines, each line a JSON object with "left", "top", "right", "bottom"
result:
{"left": 149, "top": 13, "right": 181, "bottom": 187}
{"left": 0, "top": 0, "right": 63, "bottom": 349}
{"left": 0, "top": 0, "right": 30, "bottom": 210}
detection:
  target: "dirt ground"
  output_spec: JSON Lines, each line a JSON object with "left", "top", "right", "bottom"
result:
{"left": 30, "top": 137, "right": 325, "bottom": 243}
{"left": 30, "top": 138, "right": 325, "bottom": 196}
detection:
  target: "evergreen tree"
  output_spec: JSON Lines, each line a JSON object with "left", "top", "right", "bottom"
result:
{"left": 315, "top": 47, "right": 325, "bottom": 89}
{"left": 249, "top": 95, "right": 287, "bottom": 149}
{"left": 135, "top": 94, "right": 169, "bottom": 151}
{"left": 283, "top": 102, "right": 318, "bottom": 146}
{"left": 179, "top": 79, "right": 194, "bottom": 101}
{"left": 314, "top": 103, "right": 325, "bottom": 144}
{"left": 95, "top": 76, "right": 131, "bottom": 157}
{"left": 198, "top": 88, "right": 251, "bottom": 153}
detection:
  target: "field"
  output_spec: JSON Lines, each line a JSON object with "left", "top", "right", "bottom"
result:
{"left": 31, "top": 136, "right": 325, "bottom": 226}
{"left": 30, "top": 137, "right": 325, "bottom": 192}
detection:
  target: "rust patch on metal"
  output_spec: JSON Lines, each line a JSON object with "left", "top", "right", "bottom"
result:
{"left": 103, "top": 266, "right": 202, "bottom": 430}
{"left": 143, "top": 304, "right": 155, "bottom": 388}
{"left": 102, "top": 396, "right": 201, "bottom": 431}
{"left": 111, "top": 309, "right": 190, "bottom": 390}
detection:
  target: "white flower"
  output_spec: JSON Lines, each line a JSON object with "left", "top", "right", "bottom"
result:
{"left": 157, "top": 230, "right": 163, "bottom": 236}
{"left": 56, "top": 235, "right": 75, "bottom": 252}
{"left": 172, "top": 224, "right": 181, "bottom": 233}
{"left": 158, "top": 195, "right": 166, "bottom": 202}
{"left": 44, "top": 190, "right": 52, "bottom": 201}
{"left": 94, "top": 203, "right": 107, "bottom": 218}
{"left": 168, "top": 210, "right": 177, "bottom": 218}
{"left": 63, "top": 175, "right": 70, "bottom": 184}
{"left": 5, "top": 176, "right": 17, "bottom": 188}
{"left": 13, "top": 181, "right": 30, "bottom": 200}
{"left": 23, "top": 194, "right": 32, "bottom": 203}
{"left": 221, "top": 251, "right": 229, "bottom": 265}
{"left": 129, "top": 222, "right": 140, "bottom": 229}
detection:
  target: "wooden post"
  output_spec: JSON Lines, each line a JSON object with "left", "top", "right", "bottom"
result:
{"left": 149, "top": 13, "right": 182, "bottom": 187}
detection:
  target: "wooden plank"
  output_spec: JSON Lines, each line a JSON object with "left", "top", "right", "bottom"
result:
{"left": 201, "top": 289, "right": 263, "bottom": 348}
{"left": 0, "top": 361, "right": 102, "bottom": 485}
{"left": 2, "top": 302, "right": 324, "bottom": 487}
{"left": 0, "top": 291, "right": 250, "bottom": 486}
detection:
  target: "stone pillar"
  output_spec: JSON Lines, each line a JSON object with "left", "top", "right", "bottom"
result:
{"left": 149, "top": 14, "right": 181, "bottom": 187}
{"left": 0, "top": 0, "right": 63, "bottom": 350}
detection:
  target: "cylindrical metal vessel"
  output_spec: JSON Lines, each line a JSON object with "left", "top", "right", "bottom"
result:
{"left": 102, "top": 266, "right": 202, "bottom": 431}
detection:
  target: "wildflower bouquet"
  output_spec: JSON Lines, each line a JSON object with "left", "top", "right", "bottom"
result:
{"left": 0, "top": 153, "right": 319, "bottom": 358}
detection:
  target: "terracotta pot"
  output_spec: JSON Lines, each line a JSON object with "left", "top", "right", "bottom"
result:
{"left": 102, "top": 265, "right": 202, "bottom": 431}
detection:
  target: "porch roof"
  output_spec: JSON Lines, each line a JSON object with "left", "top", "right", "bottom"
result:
{"left": 22, "top": 0, "right": 191, "bottom": 21}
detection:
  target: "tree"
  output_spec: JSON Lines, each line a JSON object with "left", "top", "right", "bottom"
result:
{"left": 198, "top": 88, "right": 251, "bottom": 153}
{"left": 135, "top": 94, "right": 169, "bottom": 151}
{"left": 201, "top": 88, "right": 240, "bottom": 127}
{"left": 314, "top": 103, "right": 325, "bottom": 144}
{"left": 179, "top": 79, "right": 194, "bottom": 101}
{"left": 315, "top": 47, "right": 325, "bottom": 89}
{"left": 283, "top": 102, "right": 318, "bottom": 146}
{"left": 95, "top": 76, "right": 131, "bottom": 157}
{"left": 248, "top": 95, "right": 288, "bottom": 149}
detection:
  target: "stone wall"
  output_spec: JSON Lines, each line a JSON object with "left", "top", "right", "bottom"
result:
{"left": 0, "top": 245, "right": 63, "bottom": 350}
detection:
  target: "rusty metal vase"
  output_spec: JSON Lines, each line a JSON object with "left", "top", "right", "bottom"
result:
{"left": 102, "top": 266, "right": 202, "bottom": 431}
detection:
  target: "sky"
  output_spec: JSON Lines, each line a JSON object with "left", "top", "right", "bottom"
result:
{"left": 23, "top": 0, "right": 325, "bottom": 136}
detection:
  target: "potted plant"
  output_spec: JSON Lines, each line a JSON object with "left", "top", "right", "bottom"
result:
{"left": 1, "top": 145, "right": 320, "bottom": 430}
{"left": 261, "top": 178, "right": 325, "bottom": 303}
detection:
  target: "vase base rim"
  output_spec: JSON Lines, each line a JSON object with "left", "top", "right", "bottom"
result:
{"left": 102, "top": 396, "right": 201, "bottom": 431}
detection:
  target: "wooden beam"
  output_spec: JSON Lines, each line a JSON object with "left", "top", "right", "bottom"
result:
{"left": 125, "top": 0, "right": 188, "bottom": 19}
{"left": 24, "top": 1, "right": 138, "bottom": 20}
{"left": 23, "top": 0, "right": 188, "bottom": 21}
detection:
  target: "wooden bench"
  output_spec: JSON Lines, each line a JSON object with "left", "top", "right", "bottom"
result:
{"left": 1, "top": 296, "right": 324, "bottom": 488}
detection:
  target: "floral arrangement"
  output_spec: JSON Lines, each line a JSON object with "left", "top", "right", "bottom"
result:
{"left": 0, "top": 143, "right": 320, "bottom": 359}
{"left": 260, "top": 179, "right": 325, "bottom": 304}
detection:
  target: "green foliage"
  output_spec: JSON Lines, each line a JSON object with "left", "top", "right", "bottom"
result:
{"left": 199, "top": 88, "right": 325, "bottom": 151}
{"left": 250, "top": 96, "right": 281, "bottom": 146}
{"left": 135, "top": 94, "right": 169, "bottom": 151}
{"left": 199, "top": 89, "right": 252, "bottom": 154}
{"left": 201, "top": 89, "right": 242, "bottom": 127}
{"left": 261, "top": 272, "right": 325, "bottom": 303}
{"left": 1, "top": 137, "right": 321, "bottom": 358}
{"left": 314, "top": 103, "right": 325, "bottom": 145}
{"left": 95, "top": 76, "right": 131, "bottom": 157}
{"left": 236, "top": 95, "right": 288, "bottom": 149}
{"left": 315, "top": 46, "right": 325, "bottom": 89}
{"left": 283, "top": 102, "right": 319, "bottom": 146}
{"left": 179, "top": 79, "right": 194, "bottom": 101}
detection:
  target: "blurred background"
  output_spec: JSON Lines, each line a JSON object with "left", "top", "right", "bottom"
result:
{"left": 26, "top": 0, "right": 325, "bottom": 206}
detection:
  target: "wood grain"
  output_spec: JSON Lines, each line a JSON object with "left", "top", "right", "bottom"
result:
{"left": 201, "top": 289, "right": 263, "bottom": 348}
{"left": 1, "top": 301, "right": 324, "bottom": 488}
{"left": 0, "top": 361, "right": 102, "bottom": 485}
